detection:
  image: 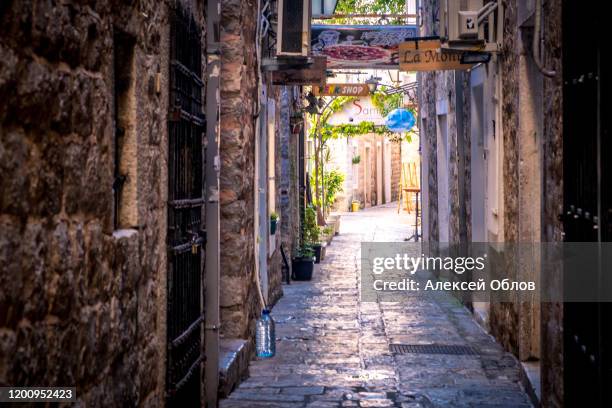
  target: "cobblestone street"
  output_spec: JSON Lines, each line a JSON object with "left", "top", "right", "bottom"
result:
{"left": 221, "top": 204, "right": 532, "bottom": 408}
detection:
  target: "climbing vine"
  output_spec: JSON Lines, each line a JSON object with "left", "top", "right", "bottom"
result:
{"left": 320, "top": 121, "right": 392, "bottom": 139}
{"left": 307, "top": 89, "right": 415, "bottom": 220}
{"left": 328, "top": 0, "right": 408, "bottom": 24}
{"left": 370, "top": 88, "right": 404, "bottom": 117}
{"left": 308, "top": 90, "right": 415, "bottom": 142}
{"left": 307, "top": 96, "right": 355, "bottom": 140}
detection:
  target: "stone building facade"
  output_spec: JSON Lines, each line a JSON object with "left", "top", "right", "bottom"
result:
{"left": 418, "top": 0, "right": 563, "bottom": 406}
{"left": 324, "top": 135, "right": 411, "bottom": 212}
{"left": 0, "top": 0, "right": 186, "bottom": 404}
{"left": 219, "top": 0, "right": 260, "bottom": 341}
{"left": 0, "top": 0, "right": 302, "bottom": 405}
{"left": 217, "top": 0, "right": 303, "bottom": 397}
{"left": 278, "top": 87, "right": 302, "bottom": 260}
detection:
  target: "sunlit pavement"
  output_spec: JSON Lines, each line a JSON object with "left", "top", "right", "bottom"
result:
{"left": 220, "top": 203, "right": 532, "bottom": 407}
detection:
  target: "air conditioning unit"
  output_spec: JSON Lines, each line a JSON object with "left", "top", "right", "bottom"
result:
{"left": 439, "top": 0, "right": 501, "bottom": 52}
{"left": 277, "top": 0, "right": 312, "bottom": 56}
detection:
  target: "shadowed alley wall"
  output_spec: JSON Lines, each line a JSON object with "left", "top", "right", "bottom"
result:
{"left": 0, "top": 0, "right": 206, "bottom": 404}
{"left": 218, "top": 0, "right": 285, "bottom": 341}
{"left": 540, "top": 0, "right": 563, "bottom": 405}
{"left": 418, "top": 0, "right": 564, "bottom": 405}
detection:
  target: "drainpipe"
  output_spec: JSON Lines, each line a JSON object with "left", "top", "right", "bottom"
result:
{"left": 205, "top": 0, "right": 221, "bottom": 405}
{"left": 533, "top": 0, "right": 556, "bottom": 78}
{"left": 253, "top": 0, "right": 268, "bottom": 312}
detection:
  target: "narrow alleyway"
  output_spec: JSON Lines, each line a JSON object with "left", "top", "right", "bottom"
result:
{"left": 222, "top": 203, "right": 532, "bottom": 408}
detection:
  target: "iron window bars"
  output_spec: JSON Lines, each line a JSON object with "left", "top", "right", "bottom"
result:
{"left": 166, "top": 4, "right": 206, "bottom": 405}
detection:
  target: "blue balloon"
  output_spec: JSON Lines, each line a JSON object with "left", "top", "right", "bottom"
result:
{"left": 384, "top": 108, "right": 416, "bottom": 132}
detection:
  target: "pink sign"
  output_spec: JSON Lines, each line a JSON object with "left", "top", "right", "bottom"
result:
{"left": 311, "top": 25, "right": 418, "bottom": 69}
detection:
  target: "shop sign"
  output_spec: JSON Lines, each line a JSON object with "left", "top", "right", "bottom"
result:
{"left": 399, "top": 39, "right": 474, "bottom": 71}
{"left": 312, "top": 25, "right": 418, "bottom": 69}
{"left": 313, "top": 83, "right": 369, "bottom": 96}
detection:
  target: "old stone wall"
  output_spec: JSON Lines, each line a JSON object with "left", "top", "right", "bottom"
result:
{"left": 0, "top": 0, "right": 192, "bottom": 405}
{"left": 369, "top": 137, "right": 378, "bottom": 206}
{"left": 418, "top": 0, "right": 564, "bottom": 403}
{"left": 219, "top": 0, "right": 260, "bottom": 340}
{"left": 360, "top": 134, "right": 382, "bottom": 207}
{"left": 419, "top": 69, "right": 439, "bottom": 242}
{"left": 418, "top": 0, "right": 461, "bottom": 245}
{"left": 326, "top": 134, "right": 402, "bottom": 209}
{"left": 491, "top": 0, "right": 562, "bottom": 365}
{"left": 438, "top": 70, "right": 461, "bottom": 244}
{"left": 501, "top": 0, "right": 520, "bottom": 245}
{"left": 459, "top": 72, "right": 472, "bottom": 242}
{"left": 350, "top": 134, "right": 374, "bottom": 207}
{"left": 267, "top": 85, "right": 291, "bottom": 307}
{"left": 540, "top": 0, "right": 563, "bottom": 405}
{"left": 278, "top": 86, "right": 301, "bottom": 263}
{"left": 418, "top": 0, "right": 439, "bottom": 243}
{"left": 489, "top": 0, "right": 521, "bottom": 355}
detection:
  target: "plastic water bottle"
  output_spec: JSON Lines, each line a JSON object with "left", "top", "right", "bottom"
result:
{"left": 256, "top": 309, "right": 275, "bottom": 358}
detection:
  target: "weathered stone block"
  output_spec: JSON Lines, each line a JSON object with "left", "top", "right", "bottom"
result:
{"left": 220, "top": 275, "right": 248, "bottom": 307}
{"left": 0, "top": 128, "right": 30, "bottom": 214}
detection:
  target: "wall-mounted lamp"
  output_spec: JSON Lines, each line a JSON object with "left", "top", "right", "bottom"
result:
{"left": 365, "top": 76, "right": 379, "bottom": 93}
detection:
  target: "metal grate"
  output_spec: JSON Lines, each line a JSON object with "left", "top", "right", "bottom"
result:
{"left": 167, "top": 4, "right": 205, "bottom": 406}
{"left": 389, "top": 343, "right": 479, "bottom": 355}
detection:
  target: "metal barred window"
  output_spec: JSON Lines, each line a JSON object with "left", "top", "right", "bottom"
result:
{"left": 167, "top": 4, "right": 205, "bottom": 406}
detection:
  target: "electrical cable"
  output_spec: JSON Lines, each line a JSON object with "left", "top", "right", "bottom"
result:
{"left": 533, "top": 0, "right": 557, "bottom": 78}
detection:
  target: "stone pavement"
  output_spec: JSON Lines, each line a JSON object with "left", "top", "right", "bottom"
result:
{"left": 220, "top": 203, "right": 532, "bottom": 407}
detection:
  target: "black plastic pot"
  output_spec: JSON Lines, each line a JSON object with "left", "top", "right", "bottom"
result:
{"left": 292, "top": 257, "right": 314, "bottom": 281}
{"left": 312, "top": 244, "right": 322, "bottom": 264}
{"left": 270, "top": 219, "right": 278, "bottom": 235}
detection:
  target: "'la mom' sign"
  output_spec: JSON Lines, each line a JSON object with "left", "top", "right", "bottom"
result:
{"left": 399, "top": 39, "right": 474, "bottom": 71}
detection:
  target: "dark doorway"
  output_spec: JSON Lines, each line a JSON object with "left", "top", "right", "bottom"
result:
{"left": 166, "top": 5, "right": 205, "bottom": 406}
{"left": 562, "top": 1, "right": 610, "bottom": 406}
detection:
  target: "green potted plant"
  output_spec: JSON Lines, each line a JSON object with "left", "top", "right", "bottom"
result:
{"left": 292, "top": 244, "right": 315, "bottom": 280}
{"left": 270, "top": 211, "right": 279, "bottom": 235}
{"left": 352, "top": 155, "right": 361, "bottom": 165}
{"left": 321, "top": 225, "right": 334, "bottom": 246}
{"left": 303, "top": 204, "right": 322, "bottom": 263}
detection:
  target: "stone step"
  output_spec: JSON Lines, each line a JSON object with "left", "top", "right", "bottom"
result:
{"left": 219, "top": 338, "right": 252, "bottom": 398}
